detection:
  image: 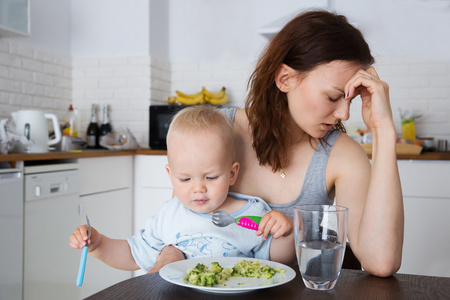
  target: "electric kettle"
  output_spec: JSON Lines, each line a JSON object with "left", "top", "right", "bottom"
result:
{"left": 11, "top": 110, "right": 62, "bottom": 153}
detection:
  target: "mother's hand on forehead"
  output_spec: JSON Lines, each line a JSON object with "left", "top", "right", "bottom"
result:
{"left": 344, "top": 66, "right": 393, "bottom": 130}
{"left": 344, "top": 66, "right": 381, "bottom": 100}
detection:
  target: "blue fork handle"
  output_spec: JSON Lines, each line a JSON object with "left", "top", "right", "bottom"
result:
{"left": 76, "top": 246, "right": 88, "bottom": 286}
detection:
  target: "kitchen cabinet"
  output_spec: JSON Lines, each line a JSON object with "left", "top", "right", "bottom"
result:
{"left": 397, "top": 160, "right": 450, "bottom": 277}
{"left": 77, "top": 156, "right": 133, "bottom": 298}
{"left": 23, "top": 157, "right": 133, "bottom": 300}
{"left": 133, "top": 155, "right": 173, "bottom": 276}
{"left": 0, "top": 162, "right": 23, "bottom": 300}
{"left": 0, "top": 0, "right": 29, "bottom": 36}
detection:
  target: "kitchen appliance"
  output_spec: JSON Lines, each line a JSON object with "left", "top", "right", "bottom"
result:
{"left": 149, "top": 105, "right": 189, "bottom": 149}
{"left": 58, "top": 135, "right": 86, "bottom": 151}
{"left": 0, "top": 162, "right": 23, "bottom": 300}
{"left": 11, "top": 110, "right": 61, "bottom": 153}
{"left": 149, "top": 104, "right": 228, "bottom": 150}
{"left": 23, "top": 161, "right": 81, "bottom": 300}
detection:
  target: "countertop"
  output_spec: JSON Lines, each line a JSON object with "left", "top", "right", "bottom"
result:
{"left": 0, "top": 149, "right": 165, "bottom": 163}
{"left": 1, "top": 148, "right": 450, "bottom": 163}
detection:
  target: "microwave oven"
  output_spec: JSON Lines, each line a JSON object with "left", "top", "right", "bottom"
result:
{"left": 149, "top": 105, "right": 188, "bottom": 150}
{"left": 149, "top": 104, "right": 228, "bottom": 149}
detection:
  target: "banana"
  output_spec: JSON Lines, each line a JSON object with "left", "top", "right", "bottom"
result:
{"left": 205, "top": 93, "right": 228, "bottom": 105}
{"left": 202, "top": 86, "right": 226, "bottom": 100}
{"left": 172, "top": 87, "right": 227, "bottom": 105}
{"left": 166, "top": 96, "right": 177, "bottom": 105}
{"left": 176, "top": 94, "right": 205, "bottom": 105}
{"left": 175, "top": 90, "right": 203, "bottom": 99}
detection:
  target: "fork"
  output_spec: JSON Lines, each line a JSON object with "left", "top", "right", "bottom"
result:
{"left": 211, "top": 210, "right": 262, "bottom": 230}
{"left": 76, "top": 215, "right": 91, "bottom": 287}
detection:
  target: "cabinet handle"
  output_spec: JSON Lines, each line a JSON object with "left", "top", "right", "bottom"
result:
{"left": 78, "top": 204, "right": 83, "bottom": 215}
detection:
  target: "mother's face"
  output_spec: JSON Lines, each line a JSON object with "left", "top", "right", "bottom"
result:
{"left": 285, "top": 61, "right": 362, "bottom": 139}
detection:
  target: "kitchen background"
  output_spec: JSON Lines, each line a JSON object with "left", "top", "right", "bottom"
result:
{"left": 0, "top": 0, "right": 449, "bottom": 147}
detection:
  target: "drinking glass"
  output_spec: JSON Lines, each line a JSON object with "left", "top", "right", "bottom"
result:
{"left": 294, "top": 205, "right": 348, "bottom": 290}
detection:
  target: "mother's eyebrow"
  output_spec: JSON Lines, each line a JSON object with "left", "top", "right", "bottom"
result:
{"left": 331, "top": 86, "right": 345, "bottom": 94}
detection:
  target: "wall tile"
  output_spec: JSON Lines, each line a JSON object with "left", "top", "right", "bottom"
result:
{"left": 22, "top": 58, "right": 44, "bottom": 72}
{"left": 0, "top": 65, "right": 8, "bottom": 77}
{"left": 85, "top": 67, "right": 114, "bottom": 78}
{"left": 0, "top": 78, "right": 22, "bottom": 93}
{"left": 0, "top": 40, "right": 9, "bottom": 52}
{"left": 9, "top": 43, "right": 34, "bottom": 58}
{"left": 9, "top": 68, "right": 33, "bottom": 82}
{"left": 0, "top": 53, "right": 21, "bottom": 68}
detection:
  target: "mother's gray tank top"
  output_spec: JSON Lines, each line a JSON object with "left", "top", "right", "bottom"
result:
{"left": 222, "top": 107, "right": 340, "bottom": 219}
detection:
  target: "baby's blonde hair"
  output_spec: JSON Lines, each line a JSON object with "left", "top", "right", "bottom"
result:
{"left": 167, "top": 105, "right": 235, "bottom": 161}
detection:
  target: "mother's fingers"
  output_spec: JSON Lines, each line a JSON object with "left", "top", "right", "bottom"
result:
{"left": 345, "top": 75, "right": 373, "bottom": 100}
{"left": 365, "top": 66, "right": 380, "bottom": 79}
{"left": 345, "top": 67, "right": 386, "bottom": 101}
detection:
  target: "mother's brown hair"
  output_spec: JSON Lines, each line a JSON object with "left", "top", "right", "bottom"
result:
{"left": 245, "top": 10, "right": 375, "bottom": 172}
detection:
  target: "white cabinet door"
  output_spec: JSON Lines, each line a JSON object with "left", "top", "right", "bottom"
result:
{"left": 0, "top": 0, "right": 30, "bottom": 36}
{"left": 77, "top": 156, "right": 133, "bottom": 298}
{"left": 397, "top": 160, "right": 450, "bottom": 277}
{"left": 133, "top": 155, "right": 172, "bottom": 233}
{"left": 133, "top": 155, "right": 173, "bottom": 276}
{"left": 398, "top": 160, "right": 450, "bottom": 198}
{"left": 78, "top": 188, "right": 133, "bottom": 299}
{"left": 400, "top": 196, "right": 450, "bottom": 277}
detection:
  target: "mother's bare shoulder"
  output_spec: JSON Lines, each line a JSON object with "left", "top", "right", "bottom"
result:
{"left": 328, "top": 133, "right": 371, "bottom": 178}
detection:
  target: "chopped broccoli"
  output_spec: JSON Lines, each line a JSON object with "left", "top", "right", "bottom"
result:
{"left": 210, "top": 262, "right": 223, "bottom": 273}
{"left": 184, "top": 259, "right": 284, "bottom": 287}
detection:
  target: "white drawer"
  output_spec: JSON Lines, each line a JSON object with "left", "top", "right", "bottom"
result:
{"left": 79, "top": 156, "right": 132, "bottom": 195}
{"left": 398, "top": 160, "right": 450, "bottom": 198}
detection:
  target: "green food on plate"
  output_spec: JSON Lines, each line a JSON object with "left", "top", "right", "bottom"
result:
{"left": 184, "top": 260, "right": 284, "bottom": 287}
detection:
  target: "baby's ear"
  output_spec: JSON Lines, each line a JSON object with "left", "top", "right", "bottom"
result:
{"left": 275, "top": 63, "right": 295, "bottom": 93}
{"left": 229, "top": 162, "right": 240, "bottom": 186}
{"left": 165, "top": 164, "right": 171, "bottom": 176}
{"left": 165, "top": 164, "right": 173, "bottom": 182}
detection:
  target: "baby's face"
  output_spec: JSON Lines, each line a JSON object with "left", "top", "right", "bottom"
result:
{"left": 166, "top": 131, "right": 238, "bottom": 214}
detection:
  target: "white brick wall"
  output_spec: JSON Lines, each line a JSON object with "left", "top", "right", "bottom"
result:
{"left": 72, "top": 56, "right": 171, "bottom": 147}
{"left": 0, "top": 40, "right": 72, "bottom": 122}
{"left": 376, "top": 57, "right": 450, "bottom": 143}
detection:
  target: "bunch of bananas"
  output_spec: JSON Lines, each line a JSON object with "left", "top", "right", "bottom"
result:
{"left": 166, "top": 87, "right": 228, "bottom": 105}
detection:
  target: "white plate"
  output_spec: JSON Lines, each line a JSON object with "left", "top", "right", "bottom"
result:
{"left": 159, "top": 257, "right": 296, "bottom": 294}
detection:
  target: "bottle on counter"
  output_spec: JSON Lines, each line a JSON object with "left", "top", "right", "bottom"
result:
{"left": 100, "top": 104, "right": 112, "bottom": 137}
{"left": 86, "top": 104, "right": 99, "bottom": 148}
{"left": 63, "top": 104, "right": 80, "bottom": 137}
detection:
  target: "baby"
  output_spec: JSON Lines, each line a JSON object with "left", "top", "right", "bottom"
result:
{"left": 69, "top": 105, "right": 295, "bottom": 273}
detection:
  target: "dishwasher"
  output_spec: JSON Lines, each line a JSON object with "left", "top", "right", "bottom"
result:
{"left": 23, "top": 160, "right": 82, "bottom": 300}
{"left": 0, "top": 162, "right": 23, "bottom": 300}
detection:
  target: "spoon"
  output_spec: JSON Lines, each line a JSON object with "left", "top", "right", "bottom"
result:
{"left": 76, "top": 215, "right": 91, "bottom": 287}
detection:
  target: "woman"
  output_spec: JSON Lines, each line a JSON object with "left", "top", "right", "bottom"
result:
{"left": 154, "top": 10, "right": 403, "bottom": 277}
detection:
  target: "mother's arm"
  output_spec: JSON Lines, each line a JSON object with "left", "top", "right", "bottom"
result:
{"left": 147, "top": 245, "right": 185, "bottom": 273}
{"left": 336, "top": 67, "right": 404, "bottom": 277}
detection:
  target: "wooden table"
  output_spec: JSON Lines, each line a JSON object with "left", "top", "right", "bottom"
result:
{"left": 86, "top": 266, "right": 450, "bottom": 300}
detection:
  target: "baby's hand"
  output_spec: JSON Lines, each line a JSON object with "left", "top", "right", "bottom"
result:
{"left": 69, "top": 225, "right": 100, "bottom": 252}
{"left": 256, "top": 210, "right": 293, "bottom": 240}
